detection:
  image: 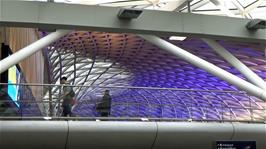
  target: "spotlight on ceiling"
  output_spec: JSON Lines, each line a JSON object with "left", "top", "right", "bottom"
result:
{"left": 169, "top": 36, "right": 187, "bottom": 41}
{"left": 246, "top": 19, "right": 266, "bottom": 30}
{"left": 117, "top": 8, "right": 143, "bottom": 19}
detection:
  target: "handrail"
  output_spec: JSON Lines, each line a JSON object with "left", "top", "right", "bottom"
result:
{"left": 0, "top": 82, "right": 244, "bottom": 93}
{"left": 1, "top": 99, "right": 265, "bottom": 122}
{"left": 0, "top": 116, "right": 265, "bottom": 124}
{"left": 1, "top": 83, "right": 264, "bottom": 123}
{"left": 0, "top": 100, "right": 265, "bottom": 111}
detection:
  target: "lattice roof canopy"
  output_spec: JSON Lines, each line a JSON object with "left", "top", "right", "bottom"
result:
{"left": 26, "top": 0, "right": 266, "bottom": 120}
{"left": 46, "top": 31, "right": 266, "bottom": 120}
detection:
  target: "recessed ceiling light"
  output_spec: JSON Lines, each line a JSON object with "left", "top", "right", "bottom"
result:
{"left": 169, "top": 36, "right": 187, "bottom": 41}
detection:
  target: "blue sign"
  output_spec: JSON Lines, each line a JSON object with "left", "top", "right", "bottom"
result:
{"left": 216, "top": 141, "right": 256, "bottom": 149}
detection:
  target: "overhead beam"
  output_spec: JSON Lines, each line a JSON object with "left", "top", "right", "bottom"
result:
{"left": 0, "top": 1, "right": 265, "bottom": 42}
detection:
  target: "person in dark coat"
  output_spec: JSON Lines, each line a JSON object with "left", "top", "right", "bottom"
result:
{"left": 60, "top": 77, "right": 75, "bottom": 117}
{"left": 96, "top": 90, "right": 111, "bottom": 117}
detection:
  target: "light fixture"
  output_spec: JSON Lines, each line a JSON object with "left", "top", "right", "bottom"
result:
{"left": 169, "top": 36, "right": 187, "bottom": 41}
{"left": 246, "top": 19, "right": 266, "bottom": 30}
{"left": 141, "top": 118, "right": 149, "bottom": 121}
{"left": 118, "top": 8, "right": 143, "bottom": 19}
{"left": 43, "top": 117, "right": 52, "bottom": 120}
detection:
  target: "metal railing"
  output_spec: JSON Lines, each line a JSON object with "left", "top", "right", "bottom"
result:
{"left": 0, "top": 83, "right": 265, "bottom": 122}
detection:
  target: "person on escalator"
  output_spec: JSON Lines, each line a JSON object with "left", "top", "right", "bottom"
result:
{"left": 96, "top": 90, "right": 111, "bottom": 117}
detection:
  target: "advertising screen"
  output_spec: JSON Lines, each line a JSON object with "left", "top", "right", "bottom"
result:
{"left": 7, "top": 65, "right": 21, "bottom": 107}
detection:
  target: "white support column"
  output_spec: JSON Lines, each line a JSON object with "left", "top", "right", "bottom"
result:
{"left": 138, "top": 34, "right": 266, "bottom": 101}
{"left": 202, "top": 38, "right": 266, "bottom": 90}
{"left": 0, "top": 29, "right": 71, "bottom": 74}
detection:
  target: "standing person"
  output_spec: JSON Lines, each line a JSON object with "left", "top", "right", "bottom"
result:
{"left": 96, "top": 90, "right": 111, "bottom": 117}
{"left": 60, "top": 76, "right": 75, "bottom": 117}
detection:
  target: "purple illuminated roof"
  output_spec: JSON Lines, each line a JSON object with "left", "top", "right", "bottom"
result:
{"left": 47, "top": 31, "right": 266, "bottom": 121}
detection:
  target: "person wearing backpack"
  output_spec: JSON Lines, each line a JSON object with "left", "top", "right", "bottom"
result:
{"left": 60, "top": 76, "right": 75, "bottom": 117}
{"left": 96, "top": 90, "right": 111, "bottom": 117}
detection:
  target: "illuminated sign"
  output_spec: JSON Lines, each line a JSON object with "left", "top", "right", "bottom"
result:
{"left": 8, "top": 65, "right": 20, "bottom": 107}
{"left": 216, "top": 141, "right": 256, "bottom": 149}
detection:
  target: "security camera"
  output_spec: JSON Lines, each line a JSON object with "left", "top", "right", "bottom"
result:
{"left": 246, "top": 19, "right": 266, "bottom": 30}
{"left": 117, "top": 8, "right": 143, "bottom": 19}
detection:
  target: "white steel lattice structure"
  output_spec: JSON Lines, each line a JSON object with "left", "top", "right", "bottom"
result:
{"left": 46, "top": 31, "right": 266, "bottom": 120}
{"left": 4, "top": 0, "right": 265, "bottom": 120}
